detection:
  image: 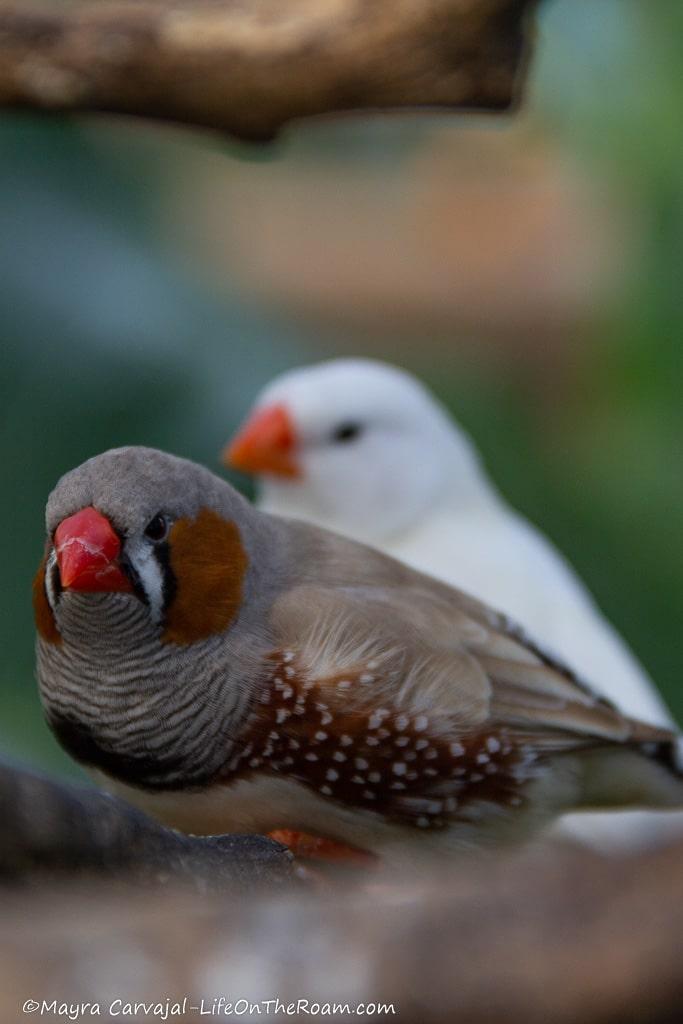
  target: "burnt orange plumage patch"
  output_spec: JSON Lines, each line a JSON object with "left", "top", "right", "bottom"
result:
{"left": 32, "top": 556, "right": 62, "bottom": 645}
{"left": 162, "top": 508, "right": 248, "bottom": 645}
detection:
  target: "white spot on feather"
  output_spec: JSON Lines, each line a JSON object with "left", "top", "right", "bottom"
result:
{"left": 368, "top": 710, "right": 389, "bottom": 730}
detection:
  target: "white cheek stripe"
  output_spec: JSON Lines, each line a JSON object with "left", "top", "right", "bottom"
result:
{"left": 126, "top": 539, "right": 165, "bottom": 626}
{"left": 45, "top": 549, "right": 60, "bottom": 610}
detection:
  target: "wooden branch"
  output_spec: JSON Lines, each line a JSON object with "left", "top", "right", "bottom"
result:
{"left": 0, "top": 0, "right": 538, "bottom": 140}
{"left": 0, "top": 759, "right": 293, "bottom": 889}
{"left": 4, "top": 836, "right": 683, "bottom": 1022}
{"left": 3, "top": 757, "right": 683, "bottom": 1021}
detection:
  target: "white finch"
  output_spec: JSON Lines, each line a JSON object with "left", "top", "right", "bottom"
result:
{"left": 225, "top": 359, "right": 679, "bottom": 847}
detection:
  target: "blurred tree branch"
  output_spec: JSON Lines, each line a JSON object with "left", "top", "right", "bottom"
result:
{"left": 0, "top": 0, "right": 538, "bottom": 140}
{"left": 3, "top": 832, "right": 683, "bottom": 1022}
{"left": 3, "top": 763, "right": 683, "bottom": 1021}
{"left": 0, "top": 759, "right": 293, "bottom": 889}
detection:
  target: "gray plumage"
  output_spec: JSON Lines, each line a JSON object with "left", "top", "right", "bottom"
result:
{"left": 35, "top": 446, "right": 683, "bottom": 862}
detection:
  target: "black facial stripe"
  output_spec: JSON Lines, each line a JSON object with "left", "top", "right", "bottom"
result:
{"left": 152, "top": 541, "right": 177, "bottom": 616}
{"left": 118, "top": 552, "right": 149, "bottom": 605}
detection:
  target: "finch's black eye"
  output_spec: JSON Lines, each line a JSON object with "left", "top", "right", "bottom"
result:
{"left": 144, "top": 514, "right": 169, "bottom": 543}
{"left": 332, "top": 422, "right": 363, "bottom": 444}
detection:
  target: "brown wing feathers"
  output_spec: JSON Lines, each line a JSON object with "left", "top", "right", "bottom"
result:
{"left": 250, "top": 582, "right": 682, "bottom": 828}
{"left": 231, "top": 650, "right": 544, "bottom": 831}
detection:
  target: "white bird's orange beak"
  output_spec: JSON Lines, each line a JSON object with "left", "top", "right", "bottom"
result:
{"left": 223, "top": 403, "right": 301, "bottom": 479}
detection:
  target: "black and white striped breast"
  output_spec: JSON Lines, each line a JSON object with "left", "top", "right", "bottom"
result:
{"left": 37, "top": 590, "right": 244, "bottom": 791}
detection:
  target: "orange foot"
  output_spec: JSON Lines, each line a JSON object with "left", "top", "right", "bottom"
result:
{"left": 268, "top": 829, "right": 377, "bottom": 868}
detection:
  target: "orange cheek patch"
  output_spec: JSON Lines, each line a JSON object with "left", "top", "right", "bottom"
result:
{"left": 162, "top": 508, "right": 248, "bottom": 645}
{"left": 32, "top": 556, "right": 62, "bottom": 645}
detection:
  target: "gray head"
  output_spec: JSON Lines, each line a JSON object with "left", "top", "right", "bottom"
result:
{"left": 35, "top": 446, "right": 279, "bottom": 791}
{"left": 46, "top": 445, "right": 242, "bottom": 543}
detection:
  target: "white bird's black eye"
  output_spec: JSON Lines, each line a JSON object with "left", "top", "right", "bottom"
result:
{"left": 332, "top": 422, "right": 363, "bottom": 443}
{"left": 144, "top": 514, "right": 169, "bottom": 543}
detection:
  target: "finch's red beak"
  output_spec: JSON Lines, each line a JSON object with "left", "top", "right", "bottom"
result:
{"left": 54, "top": 506, "right": 133, "bottom": 593}
{"left": 223, "top": 403, "right": 301, "bottom": 479}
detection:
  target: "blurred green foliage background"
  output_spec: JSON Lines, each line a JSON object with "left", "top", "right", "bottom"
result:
{"left": 0, "top": 0, "right": 681, "bottom": 779}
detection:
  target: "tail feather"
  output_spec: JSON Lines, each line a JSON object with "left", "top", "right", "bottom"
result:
{"left": 623, "top": 715, "right": 683, "bottom": 777}
{"left": 579, "top": 730, "right": 683, "bottom": 811}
